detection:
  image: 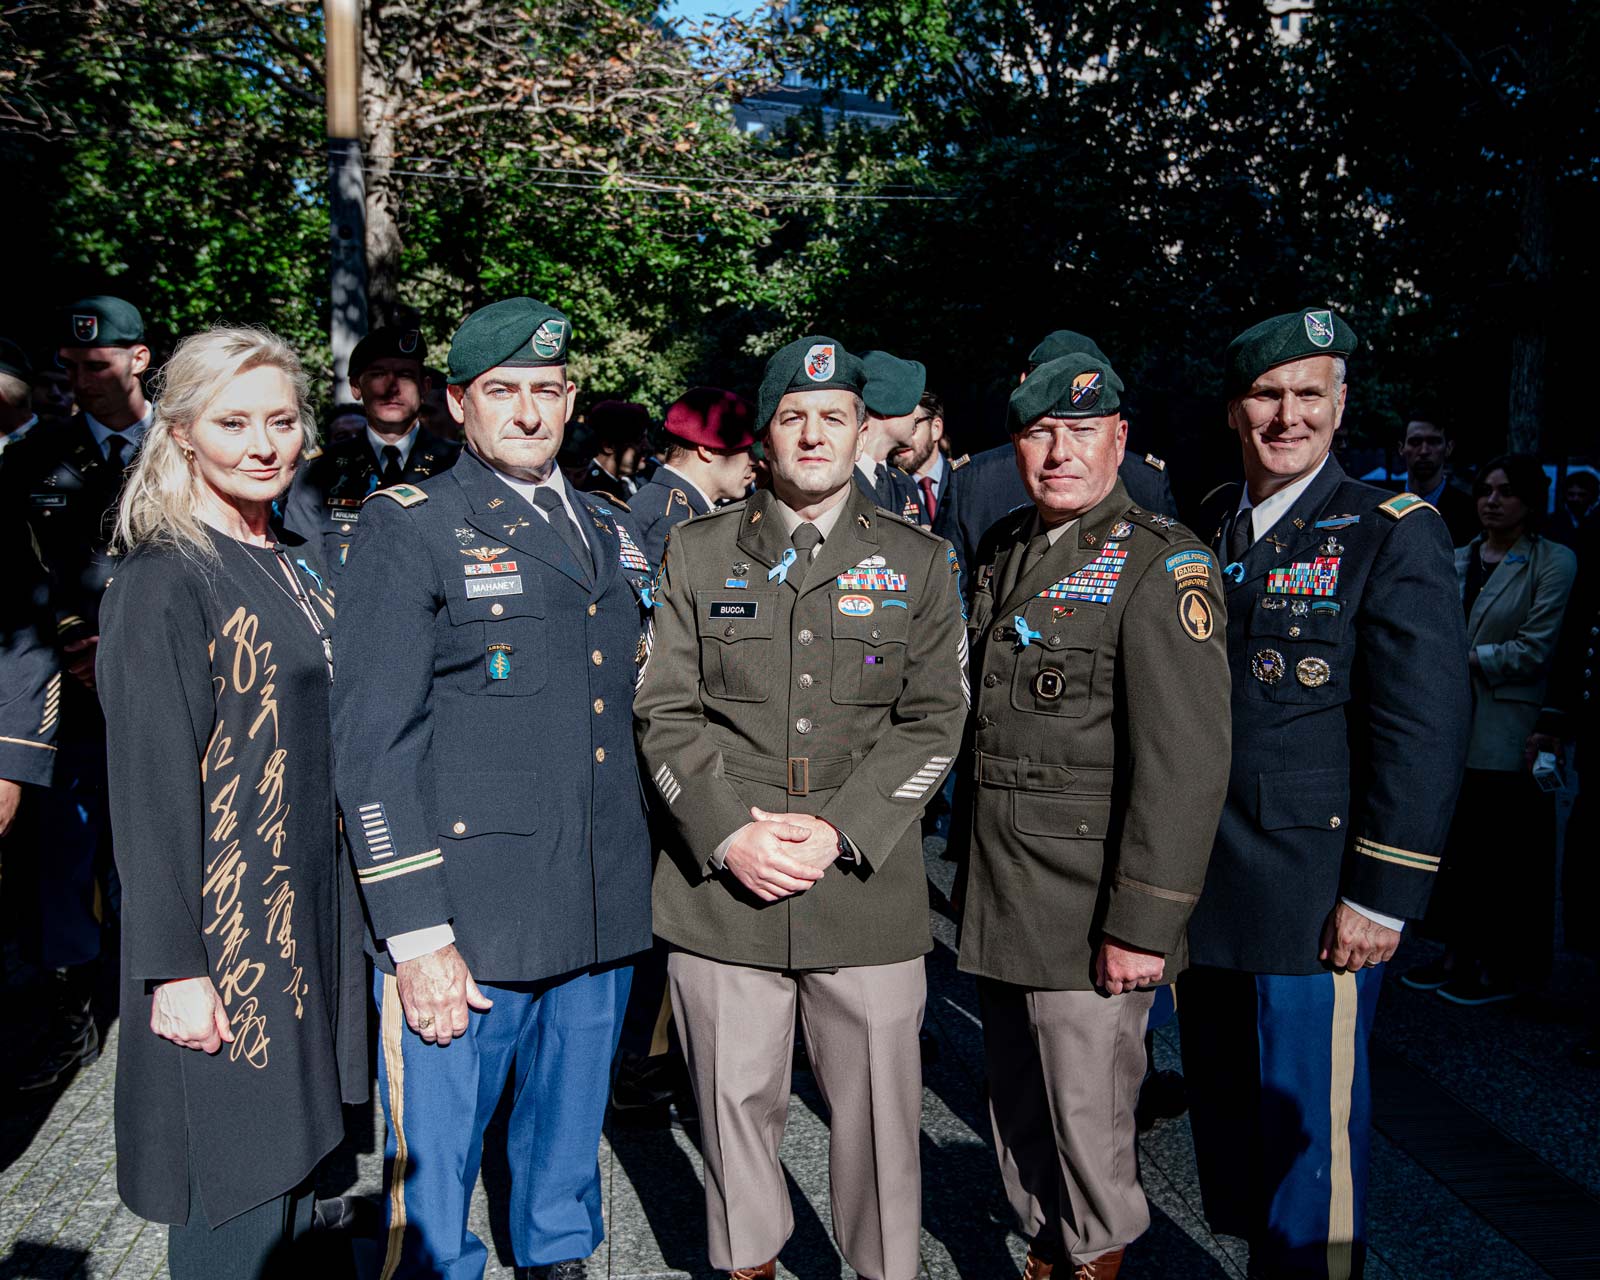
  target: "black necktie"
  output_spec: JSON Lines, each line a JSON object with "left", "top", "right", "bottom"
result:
{"left": 106, "top": 434, "right": 130, "bottom": 470}
{"left": 533, "top": 487, "right": 592, "bottom": 580}
{"left": 788, "top": 521, "right": 822, "bottom": 591}
{"left": 380, "top": 444, "right": 403, "bottom": 488}
{"left": 1227, "top": 506, "right": 1254, "bottom": 565}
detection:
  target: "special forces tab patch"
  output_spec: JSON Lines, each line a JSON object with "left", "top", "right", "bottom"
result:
{"left": 486, "top": 643, "right": 513, "bottom": 680}
{"left": 1165, "top": 549, "right": 1213, "bottom": 590}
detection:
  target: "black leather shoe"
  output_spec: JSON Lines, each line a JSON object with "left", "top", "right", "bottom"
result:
{"left": 516, "top": 1260, "right": 586, "bottom": 1280}
{"left": 16, "top": 1008, "right": 99, "bottom": 1091}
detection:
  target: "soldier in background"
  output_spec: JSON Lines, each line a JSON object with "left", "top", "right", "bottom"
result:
{"left": 854, "top": 350, "right": 927, "bottom": 525}
{"left": 0, "top": 296, "right": 151, "bottom": 1090}
{"left": 283, "top": 325, "right": 458, "bottom": 573}
{"left": 573, "top": 399, "right": 651, "bottom": 501}
{"left": 628, "top": 387, "right": 756, "bottom": 569}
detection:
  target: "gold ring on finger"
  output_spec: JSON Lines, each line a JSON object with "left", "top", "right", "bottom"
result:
{"left": 418, "top": 1014, "right": 435, "bottom": 1030}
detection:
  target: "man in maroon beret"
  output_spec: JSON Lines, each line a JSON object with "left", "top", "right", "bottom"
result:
{"left": 574, "top": 398, "right": 652, "bottom": 502}
{"left": 628, "top": 387, "right": 757, "bottom": 568}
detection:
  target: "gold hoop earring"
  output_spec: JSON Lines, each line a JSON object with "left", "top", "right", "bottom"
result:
{"left": 182, "top": 446, "right": 195, "bottom": 463}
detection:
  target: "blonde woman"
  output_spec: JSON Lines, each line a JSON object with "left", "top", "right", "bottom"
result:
{"left": 96, "top": 328, "right": 366, "bottom": 1278}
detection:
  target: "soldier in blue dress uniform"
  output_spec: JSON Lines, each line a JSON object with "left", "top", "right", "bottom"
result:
{"left": 331, "top": 297, "right": 654, "bottom": 1280}
{"left": 628, "top": 387, "right": 756, "bottom": 569}
{"left": 1178, "top": 307, "right": 1471, "bottom": 1280}
{"left": 281, "top": 325, "right": 458, "bottom": 572}
{"left": 854, "top": 350, "right": 927, "bottom": 525}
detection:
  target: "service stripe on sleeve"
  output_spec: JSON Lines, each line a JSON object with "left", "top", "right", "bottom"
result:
{"left": 1354, "top": 836, "right": 1440, "bottom": 871}
{"left": 357, "top": 849, "right": 444, "bottom": 884}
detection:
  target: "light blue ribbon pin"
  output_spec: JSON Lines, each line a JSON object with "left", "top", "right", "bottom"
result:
{"left": 1014, "top": 616, "right": 1041, "bottom": 647}
{"left": 1224, "top": 562, "right": 1246, "bottom": 584}
{"left": 766, "top": 547, "right": 798, "bottom": 585}
{"left": 295, "top": 558, "right": 325, "bottom": 590}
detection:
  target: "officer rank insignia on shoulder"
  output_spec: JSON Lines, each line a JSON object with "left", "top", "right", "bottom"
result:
{"left": 1109, "top": 520, "right": 1134, "bottom": 539}
{"left": 1144, "top": 453, "right": 1167, "bottom": 471}
{"left": 366, "top": 483, "right": 428, "bottom": 507}
{"left": 1378, "top": 493, "right": 1435, "bottom": 521}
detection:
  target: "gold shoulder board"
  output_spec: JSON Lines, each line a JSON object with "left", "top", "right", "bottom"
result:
{"left": 1378, "top": 493, "right": 1436, "bottom": 521}
{"left": 1144, "top": 453, "right": 1167, "bottom": 471}
{"left": 364, "top": 484, "right": 428, "bottom": 507}
{"left": 950, "top": 453, "right": 971, "bottom": 471}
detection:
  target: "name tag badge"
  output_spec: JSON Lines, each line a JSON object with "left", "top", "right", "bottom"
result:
{"left": 466, "top": 575, "right": 523, "bottom": 599}
{"left": 709, "top": 600, "right": 757, "bottom": 621}
{"left": 30, "top": 494, "right": 67, "bottom": 508}
{"left": 328, "top": 508, "right": 360, "bottom": 524}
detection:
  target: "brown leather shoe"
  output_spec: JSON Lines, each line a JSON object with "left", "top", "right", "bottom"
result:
{"left": 1071, "top": 1247, "right": 1125, "bottom": 1279}
{"left": 728, "top": 1262, "right": 775, "bottom": 1280}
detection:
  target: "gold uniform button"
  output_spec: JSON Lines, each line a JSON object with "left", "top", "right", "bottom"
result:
{"left": 340, "top": 522, "right": 353, "bottom": 533}
{"left": 595, "top": 747, "right": 606, "bottom": 763}
{"left": 593, "top": 698, "right": 604, "bottom": 714}
{"left": 591, "top": 649, "right": 603, "bottom": 666}
{"left": 452, "top": 821, "right": 466, "bottom": 835}
{"left": 588, "top": 604, "right": 597, "bottom": 617}
{"left": 1329, "top": 815, "right": 1341, "bottom": 829}
{"left": 491, "top": 603, "right": 505, "bottom": 616}
{"left": 798, "top": 673, "right": 814, "bottom": 689}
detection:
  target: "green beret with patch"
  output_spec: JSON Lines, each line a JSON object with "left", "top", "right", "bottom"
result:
{"left": 1224, "top": 307, "right": 1357, "bottom": 398}
{"left": 447, "top": 297, "right": 571, "bottom": 386}
{"left": 350, "top": 325, "right": 427, "bottom": 378}
{"left": 60, "top": 296, "right": 144, "bottom": 349}
{"left": 756, "top": 335, "right": 865, "bottom": 432}
{"left": 1026, "top": 329, "right": 1109, "bottom": 371}
{"left": 1008, "top": 354, "right": 1124, "bottom": 431}
{"left": 860, "top": 350, "right": 927, "bottom": 417}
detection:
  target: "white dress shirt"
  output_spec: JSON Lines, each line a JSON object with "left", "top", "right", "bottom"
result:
{"left": 367, "top": 421, "right": 420, "bottom": 472}
{"left": 85, "top": 407, "right": 153, "bottom": 458}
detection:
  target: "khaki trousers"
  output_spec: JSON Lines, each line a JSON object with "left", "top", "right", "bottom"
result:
{"left": 979, "top": 979, "right": 1154, "bottom": 1265}
{"left": 667, "top": 951, "right": 926, "bottom": 1279}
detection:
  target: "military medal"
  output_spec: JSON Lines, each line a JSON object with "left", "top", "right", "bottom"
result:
{"left": 1296, "top": 657, "right": 1331, "bottom": 687}
{"left": 486, "top": 643, "right": 513, "bottom": 680}
{"left": 1033, "top": 668, "right": 1065, "bottom": 701}
{"left": 1251, "top": 648, "right": 1287, "bottom": 684}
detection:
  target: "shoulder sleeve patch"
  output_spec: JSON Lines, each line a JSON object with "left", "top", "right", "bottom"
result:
{"left": 364, "top": 483, "right": 428, "bottom": 507}
{"left": 1378, "top": 492, "right": 1436, "bottom": 521}
{"left": 1143, "top": 452, "right": 1167, "bottom": 471}
{"left": 950, "top": 453, "right": 971, "bottom": 472}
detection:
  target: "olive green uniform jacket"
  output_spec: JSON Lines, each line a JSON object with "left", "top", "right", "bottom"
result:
{"left": 635, "top": 483, "right": 968, "bottom": 970}
{"left": 953, "top": 482, "right": 1232, "bottom": 991}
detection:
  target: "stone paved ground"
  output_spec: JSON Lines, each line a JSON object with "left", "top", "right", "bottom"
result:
{"left": 4, "top": 838, "right": 1597, "bottom": 1279}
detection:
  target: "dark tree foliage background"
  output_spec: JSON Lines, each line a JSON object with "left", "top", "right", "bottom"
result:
{"left": 2, "top": 0, "right": 1594, "bottom": 494}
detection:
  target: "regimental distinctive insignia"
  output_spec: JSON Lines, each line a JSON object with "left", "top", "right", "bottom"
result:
{"left": 617, "top": 526, "right": 650, "bottom": 572}
{"left": 1039, "top": 546, "right": 1129, "bottom": 605}
{"left": 531, "top": 318, "right": 568, "bottom": 360}
{"left": 1297, "top": 656, "right": 1332, "bottom": 688}
{"left": 749, "top": 509, "right": 762, "bottom": 525}
{"left": 1110, "top": 520, "right": 1134, "bottom": 539}
{"left": 1070, "top": 370, "right": 1102, "bottom": 408}
{"left": 804, "top": 343, "right": 835, "bottom": 381}
{"left": 1304, "top": 310, "right": 1336, "bottom": 348}
{"left": 71, "top": 313, "right": 98, "bottom": 343}
{"left": 1177, "top": 588, "right": 1214, "bottom": 641}
{"left": 1252, "top": 648, "right": 1287, "bottom": 684}
{"left": 487, "top": 643, "right": 513, "bottom": 680}
{"left": 838, "top": 594, "right": 874, "bottom": 617}
{"left": 1033, "top": 668, "right": 1065, "bottom": 701}
{"left": 461, "top": 545, "right": 511, "bottom": 563}
{"left": 1266, "top": 556, "right": 1339, "bottom": 596}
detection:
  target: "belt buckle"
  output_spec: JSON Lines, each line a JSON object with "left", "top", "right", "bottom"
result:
{"left": 787, "top": 756, "right": 810, "bottom": 796}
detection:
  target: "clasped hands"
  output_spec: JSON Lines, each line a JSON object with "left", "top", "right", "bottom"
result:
{"left": 723, "top": 806, "right": 841, "bottom": 903}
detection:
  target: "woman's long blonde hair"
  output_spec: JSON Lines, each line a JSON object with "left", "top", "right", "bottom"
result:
{"left": 114, "top": 327, "right": 316, "bottom": 557}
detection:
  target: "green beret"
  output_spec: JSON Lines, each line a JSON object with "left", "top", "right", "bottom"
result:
{"left": 1224, "top": 307, "right": 1357, "bottom": 398}
{"left": 448, "top": 297, "right": 571, "bottom": 386}
{"left": 1026, "top": 329, "right": 1109, "bottom": 371}
{"left": 60, "top": 296, "right": 144, "bottom": 348}
{"left": 756, "top": 335, "right": 865, "bottom": 432}
{"left": 1008, "top": 354, "right": 1124, "bottom": 431}
{"left": 350, "top": 325, "right": 427, "bottom": 378}
{"left": 0, "top": 337, "right": 32, "bottom": 382}
{"left": 860, "top": 350, "right": 927, "bottom": 417}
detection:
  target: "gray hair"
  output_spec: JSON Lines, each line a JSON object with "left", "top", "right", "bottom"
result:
{"left": 114, "top": 327, "right": 314, "bottom": 557}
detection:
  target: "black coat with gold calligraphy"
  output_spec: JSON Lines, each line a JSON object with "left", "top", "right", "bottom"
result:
{"left": 97, "top": 533, "right": 367, "bottom": 1227}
